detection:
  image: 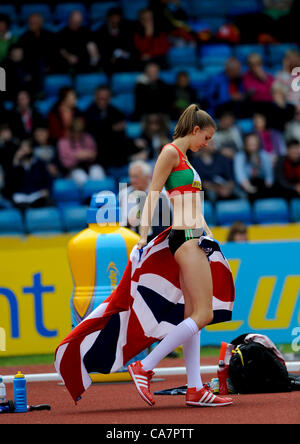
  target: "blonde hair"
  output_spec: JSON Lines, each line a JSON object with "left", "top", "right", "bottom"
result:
{"left": 173, "top": 104, "right": 216, "bottom": 139}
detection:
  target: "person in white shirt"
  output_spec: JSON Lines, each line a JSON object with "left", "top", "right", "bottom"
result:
{"left": 119, "top": 160, "right": 171, "bottom": 241}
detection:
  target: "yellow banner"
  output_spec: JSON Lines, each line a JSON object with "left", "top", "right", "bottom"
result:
{"left": 0, "top": 235, "right": 73, "bottom": 356}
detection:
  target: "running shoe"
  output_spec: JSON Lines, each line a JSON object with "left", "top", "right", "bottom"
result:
{"left": 186, "top": 387, "right": 232, "bottom": 407}
{"left": 128, "top": 361, "right": 155, "bottom": 406}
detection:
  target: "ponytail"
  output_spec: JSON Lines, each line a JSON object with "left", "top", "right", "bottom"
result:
{"left": 173, "top": 104, "right": 216, "bottom": 139}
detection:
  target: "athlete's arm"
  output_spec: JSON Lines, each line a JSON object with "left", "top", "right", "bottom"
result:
{"left": 203, "top": 216, "right": 213, "bottom": 238}
{"left": 137, "top": 146, "right": 178, "bottom": 249}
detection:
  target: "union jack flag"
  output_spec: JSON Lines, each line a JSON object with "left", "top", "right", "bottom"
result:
{"left": 54, "top": 228, "right": 235, "bottom": 403}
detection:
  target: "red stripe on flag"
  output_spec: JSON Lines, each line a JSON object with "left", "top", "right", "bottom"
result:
{"left": 123, "top": 309, "right": 156, "bottom": 365}
{"left": 211, "top": 261, "right": 235, "bottom": 302}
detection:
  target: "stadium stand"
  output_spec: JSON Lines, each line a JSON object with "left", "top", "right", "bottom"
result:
{"left": 0, "top": 0, "right": 299, "bottom": 234}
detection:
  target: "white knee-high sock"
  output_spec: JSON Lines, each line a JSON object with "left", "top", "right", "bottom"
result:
{"left": 141, "top": 317, "right": 199, "bottom": 372}
{"left": 183, "top": 330, "right": 203, "bottom": 390}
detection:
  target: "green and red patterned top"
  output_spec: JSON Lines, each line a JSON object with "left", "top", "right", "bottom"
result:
{"left": 164, "top": 143, "right": 202, "bottom": 196}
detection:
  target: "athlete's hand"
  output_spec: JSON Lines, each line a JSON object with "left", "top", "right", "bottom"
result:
{"left": 136, "top": 237, "right": 147, "bottom": 250}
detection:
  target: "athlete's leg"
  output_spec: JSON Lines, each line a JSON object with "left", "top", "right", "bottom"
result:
{"left": 140, "top": 240, "right": 212, "bottom": 372}
{"left": 175, "top": 239, "right": 213, "bottom": 329}
{"left": 180, "top": 273, "right": 203, "bottom": 390}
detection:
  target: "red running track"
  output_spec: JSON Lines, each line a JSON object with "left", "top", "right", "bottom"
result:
{"left": 1, "top": 358, "right": 300, "bottom": 424}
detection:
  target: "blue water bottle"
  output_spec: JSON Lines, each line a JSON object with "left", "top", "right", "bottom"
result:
{"left": 13, "top": 371, "right": 27, "bottom": 413}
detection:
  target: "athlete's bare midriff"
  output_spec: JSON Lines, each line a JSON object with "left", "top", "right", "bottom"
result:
{"left": 170, "top": 191, "right": 204, "bottom": 230}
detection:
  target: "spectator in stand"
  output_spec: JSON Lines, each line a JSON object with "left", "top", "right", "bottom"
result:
{"left": 206, "top": 57, "right": 247, "bottom": 118}
{"left": 191, "top": 139, "right": 238, "bottom": 203}
{"left": 243, "top": 53, "right": 274, "bottom": 104}
{"left": 104, "top": 114, "right": 141, "bottom": 180}
{"left": 18, "top": 13, "right": 56, "bottom": 97}
{"left": 0, "top": 164, "right": 12, "bottom": 209}
{"left": 148, "top": 0, "right": 194, "bottom": 44}
{"left": 227, "top": 221, "right": 249, "bottom": 242}
{"left": 57, "top": 10, "right": 97, "bottom": 74}
{"left": 267, "top": 81, "right": 295, "bottom": 132}
{"left": 134, "top": 62, "right": 171, "bottom": 120}
{"left": 32, "top": 126, "right": 60, "bottom": 179}
{"left": 2, "top": 45, "right": 32, "bottom": 100}
{"left": 8, "top": 90, "right": 44, "bottom": 140}
{"left": 48, "top": 87, "right": 80, "bottom": 143}
{"left": 92, "top": 7, "right": 137, "bottom": 75}
{"left": 274, "top": 139, "right": 300, "bottom": 199}
{"left": 170, "top": 71, "right": 197, "bottom": 120}
{"left": 0, "top": 124, "right": 19, "bottom": 179}
{"left": 133, "top": 8, "right": 169, "bottom": 69}
{"left": 233, "top": 132, "right": 274, "bottom": 201}
{"left": 233, "top": 0, "right": 294, "bottom": 44}
{"left": 0, "top": 14, "right": 17, "bottom": 63}
{"left": 253, "top": 112, "right": 286, "bottom": 163}
{"left": 58, "top": 116, "right": 105, "bottom": 186}
{"left": 285, "top": 105, "right": 300, "bottom": 143}
{"left": 136, "top": 113, "right": 170, "bottom": 163}
{"left": 119, "top": 160, "right": 172, "bottom": 241}
{"left": 84, "top": 85, "right": 125, "bottom": 166}
{"left": 213, "top": 111, "right": 244, "bottom": 152}
{"left": 0, "top": 124, "right": 19, "bottom": 208}
{"left": 5, "top": 139, "right": 53, "bottom": 211}
{"left": 275, "top": 50, "right": 300, "bottom": 107}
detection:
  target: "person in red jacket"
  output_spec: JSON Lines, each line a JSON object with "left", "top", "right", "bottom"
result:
{"left": 48, "top": 87, "right": 81, "bottom": 143}
{"left": 243, "top": 53, "right": 274, "bottom": 103}
{"left": 134, "top": 8, "right": 169, "bottom": 69}
{"left": 275, "top": 139, "right": 300, "bottom": 200}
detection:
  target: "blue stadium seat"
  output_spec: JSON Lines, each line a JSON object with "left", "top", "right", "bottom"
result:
{"left": 202, "top": 65, "right": 224, "bottom": 76}
{"left": 0, "top": 209, "right": 24, "bottom": 235}
{"left": 74, "top": 73, "right": 108, "bottom": 96}
{"left": 191, "top": 0, "right": 229, "bottom": 17}
{"left": 253, "top": 198, "right": 290, "bottom": 224}
{"left": 236, "top": 119, "right": 254, "bottom": 134}
{"left": 267, "top": 44, "right": 299, "bottom": 66}
{"left": 20, "top": 4, "right": 52, "bottom": 24}
{"left": 204, "top": 201, "right": 216, "bottom": 227}
{"left": 200, "top": 44, "right": 233, "bottom": 67}
{"left": 61, "top": 205, "right": 88, "bottom": 232}
{"left": 126, "top": 122, "right": 142, "bottom": 139}
{"left": 0, "top": 5, "right": 17, "bottom": 24}
{"left": 111, "top": 72, "right": 140, "bottom": 94}
{"left": 168, "top": 46, "right": 197, "bottom": 67}
{"left": 188, "top": 70, "right": 209, "bottom": 89}
{"left": 215, "top": 200, "right": 252, "bottom": 226}
{"left": 35, "top": 97, "right": 57, "bottom": 117}
{"left": 234, "top": 44, "right": 266, "bottom": 64}
{"left": 228, "top": 0, "right": 262, "bottom": 16}
{"left": 111, "top": 93, "right": 135, "bottom": 117}
{"left": 200, "top": 17, "right": 227, "bottom": 33}
{"left": 200, "top": 44, "right": 232, "bottom": 59}
{"left": 44, "top": 75, "right": 73, "bottom": 96}
{"left": 121, "top": 0, "right": 149, "bottom": 20}
{"left": 82, "top": 178, "right": 117, "bottom": 201}
{"left": 52, "top": 179, "right": 81, "bottom": 204}
{"left": 54, "top": 3, "right": 88, "bottom": 24}
{"left": 159, "top": 70, "right": 176, "bottom": 85}
{"left": 25, "top": 207, "right": 64, "bottom": 234}
{"left": 290, "top": 199, "right": 300, "bottom": 223}
{"left": 90, "top": 2, "right": 119, "bottom": 23}
{"left": 76, "top": 94, "right": 94, "bottom": 111}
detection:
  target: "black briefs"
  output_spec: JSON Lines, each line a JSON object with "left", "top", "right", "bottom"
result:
{"left": 168, "top": 228, "right": 204, "bottom": 256}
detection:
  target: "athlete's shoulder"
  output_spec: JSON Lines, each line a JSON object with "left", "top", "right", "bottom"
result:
{"left": 161, "top": 143, "right": 180, "bottom": 159}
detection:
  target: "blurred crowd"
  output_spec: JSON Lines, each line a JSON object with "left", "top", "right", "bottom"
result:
{"left": 0, "top": 0, "right": 300, "bottom": 213}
